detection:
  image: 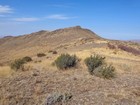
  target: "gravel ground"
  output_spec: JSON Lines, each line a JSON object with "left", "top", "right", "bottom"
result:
{"left": 0, "top": 67, "right": 140, "bottom": 105}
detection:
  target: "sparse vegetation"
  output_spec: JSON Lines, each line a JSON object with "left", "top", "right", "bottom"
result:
{"left": 10, "top": 59, "right": 25, "bottom": 71}
{"left": 118, "top": 44, "right": 140, "bottom": 55}
{"left": 54, "top": 54, "right": 77, "bottom": 70}
{"left": 94, "top": 65, "right": 115, "bottom": 79}
{"left": 48, "top": 50, "right": 53, "bottom": 53}
{"left": 52, "top": 51, "right": 57, "bottom": 54}
{"left": 48, "top": 50, "right": 57, "bottom": 54}
{"left": 37, "top": 53, "right": 46, "bottom": 57}
{"left": 84, "top": 55, "right": 105, "bottom": 75}
{"left": 107, "top": 43, "right": 116, "bottom": 49}
{"left": 85, "top": 55, "right": 115, "bottom": 79}
{"left": 48, "top": 50, "right": 54, "bottom": 53}
{"left": 22, "top": 56, "right": 32, "bottom": 62}
{"left": 45, "top": 93, "right": 72, "bottom": 105}
{"left": 10, "top": 56, "right": 32, "bottom": 71}
{"left": 34, "top": 60, "right": 42, "bottom": 63}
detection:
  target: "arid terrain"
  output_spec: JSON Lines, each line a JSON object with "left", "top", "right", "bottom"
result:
{"left": 0, "top": 26, "right": 140, "bottom": 105}
{"left": 130, "top": 40, "right": 140, "bottom": 44}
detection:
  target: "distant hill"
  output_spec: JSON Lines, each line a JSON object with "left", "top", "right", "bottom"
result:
{"left": 129, "top": 40, "right": 140, "bottom": 44}
{"left": 0, "top": 26, "right": 103, "bottom": 63}
{"left": 0, "top": 26, "right": 102, "bottom": 47}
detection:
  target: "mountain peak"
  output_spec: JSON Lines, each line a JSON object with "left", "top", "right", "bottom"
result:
{"left": 71, "top": 26, "right": 82, "bottom": 29}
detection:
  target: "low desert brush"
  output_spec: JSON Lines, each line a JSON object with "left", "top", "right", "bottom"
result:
{"left": 37, "top": 53, "right": 46, "bottom": 57}
{"left": 94, "top": 65, "right": 115, "bottom": 79}
{"left": 10, "top": 59, "right": 25, "bottom": 71}
{"left": 84, "top": 55, "right": 105, "bottom": 75}
{"left": 54, "top": 54, "right": 77, "bottom": 70}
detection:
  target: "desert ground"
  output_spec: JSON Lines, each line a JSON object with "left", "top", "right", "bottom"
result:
{"left": 0, "top": 26, "right": 140, "bottom": 105}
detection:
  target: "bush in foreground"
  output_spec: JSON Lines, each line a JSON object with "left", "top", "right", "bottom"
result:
{"left": 54, "top": 54, "right": 77, "bottom": 70}
{"left": 93, "top": 65, "right": 115, "bottom": 79}
{"left": 84, "top": 55, "right": 105, "bottom": 75}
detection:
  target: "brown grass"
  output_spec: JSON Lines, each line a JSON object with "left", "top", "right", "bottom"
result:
{"left": 0, "top": 27, "right": 140, "bottom": 104}
{"left": 0, "top": 66, "right": 13, "bottom": 77}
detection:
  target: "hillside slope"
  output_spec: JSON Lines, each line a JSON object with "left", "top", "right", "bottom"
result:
{"left": 0, "top": 26, "right": 103, "bottom": 64}
{"left": 0, "top": 26, "right": 140, "bottom": 105}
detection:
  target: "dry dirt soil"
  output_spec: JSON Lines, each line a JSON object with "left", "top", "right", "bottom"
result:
{"left": 0, "top": 26, "right": 140, "bottom": 105}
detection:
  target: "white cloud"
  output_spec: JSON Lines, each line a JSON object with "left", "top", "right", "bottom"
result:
{"left": 0, "top": 5, "right": 13, "bottom": 14}
{"left": 13, "top": 17, "right": 40, "bottom": 22}
{"left": 46, "top": 14, "right": 77, "bottom": 20}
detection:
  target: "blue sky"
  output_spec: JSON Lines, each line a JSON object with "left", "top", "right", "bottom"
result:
{"left": 0, "top": 0, "right": 140, "bottom": 40}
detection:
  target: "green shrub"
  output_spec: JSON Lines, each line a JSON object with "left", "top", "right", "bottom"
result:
{"left": 37, "top": 53, "right": 46, "bottom": 57}
{"left": 94, "top": 65, "right": 115, "bottom": 79}
{"left": 54, "top": 54, "right": 77, "bottom": 70}
{"left": 84, "top": 55, "right": 105, "bottom": 75}
{"left": 22, "top": 56, "right": 32, "bottom": 62}
{"left": 10, "top": 59, "right": 25, "bottom": 71}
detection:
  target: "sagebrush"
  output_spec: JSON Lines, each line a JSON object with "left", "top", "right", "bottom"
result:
{"left": 94, "top": 65, "right": 115, "bottom": 79}
{"left": 10, "top": 56, "right": 32, "bottom": 71}
{"left": 54, "top": 54, "right": 77, "bottom": 70}
{"left": 84, "top": 55, "right": 105, "bottom": 75}
{"left": 10, "top": 59, "right": 25, "bottom": 71}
